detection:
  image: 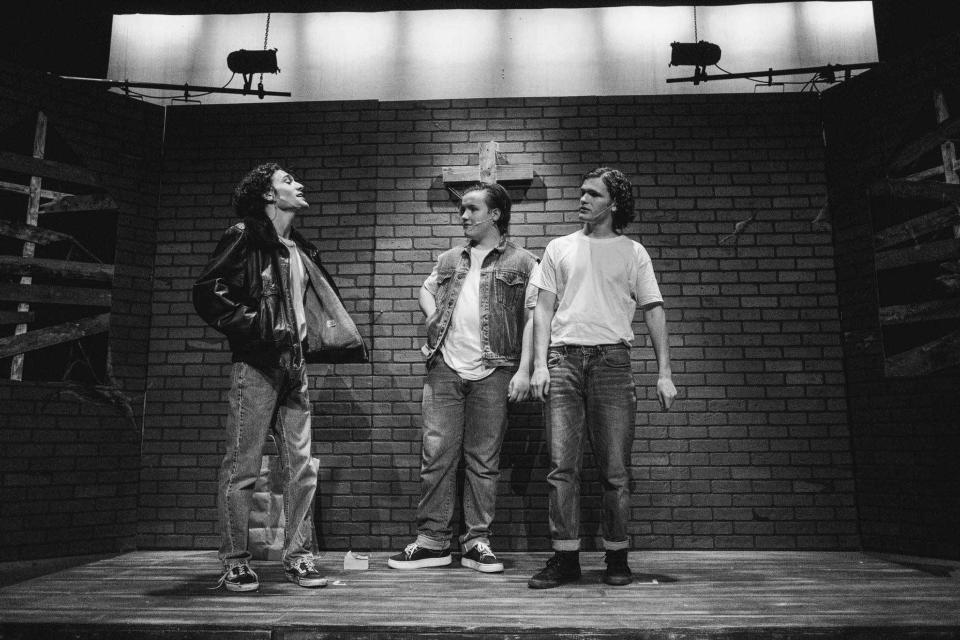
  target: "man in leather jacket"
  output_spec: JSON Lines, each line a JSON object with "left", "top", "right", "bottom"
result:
{"left": 193, "top": 163, "right": 367, "bottom": 591}
{"left": 387, "top": 183, "right": 539, "bottom": 574}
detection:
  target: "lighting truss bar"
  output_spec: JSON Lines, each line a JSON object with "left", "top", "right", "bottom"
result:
{"left": 666, "top": 61, "right": 880, "bottom": 84}
{"left": 56, "top": 75, "right": 292, "bottom": 97}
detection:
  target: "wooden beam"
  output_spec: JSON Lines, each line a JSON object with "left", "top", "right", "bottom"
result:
{"left": 0, "top": 313, "right": 109, "bottom": 360}
{"left": 886, "top": 114, "right": 960, "bottom": 174}
{"left": 0, "top": 311, "right": 36, "bottom": 325}
{"left": 0, "top": 283, "right": 111, "bottom": 307}
{"left": 0, "top": 150, "right": 100, "bottom": 188}
{"left": 0, "top": 179, "right": 68, "bottom": 200}
{"left": 442, "top": 165, "right": 535, "bottom": 184}
{"left": 903, "top": 165, "right": 945, "bottom": 182}
{"left": 874, "top": 237, "right": 960, "bottom": 271}
{"left": 39, "top": 193, "right": 118, "bottom": 214}
{"left": 885, "top": 328, "right": 960, "bottom": 377}
{"left": 880, "top": 297, "right": 960, "bottom": 325}
{"left": 0, "top": 219, "right": 76, "bottom": 246}
{"left": 0, "top": 256, "right": 114, "bottom": 283}
{"left": 873, "top": 204, "right": 960, "bottom": 250}
{"left": 869, "top": 179, "right": 960, "bottom": 203}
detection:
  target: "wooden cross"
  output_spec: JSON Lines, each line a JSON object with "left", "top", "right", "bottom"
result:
{"left": 442, "top": 141, "right": 534, "bottom": 194}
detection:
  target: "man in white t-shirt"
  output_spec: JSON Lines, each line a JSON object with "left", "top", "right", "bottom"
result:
{"left": 527, "top": 167, "right": 677, "bottom": 589}
{"left": 388, "top": 183, "right": 539, "bottom": 573}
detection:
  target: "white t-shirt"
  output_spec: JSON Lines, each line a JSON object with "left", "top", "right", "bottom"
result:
{"left": 530, "top": 230, "right": 662, "bottom": 346}
{"left": 279, "top": 236, "right": 308, "bottom": 343}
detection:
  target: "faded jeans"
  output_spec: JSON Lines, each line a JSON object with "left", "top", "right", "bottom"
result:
{"left": 416, "top": 359, "right": 512, "bottom": 552}
{"left": 218, "top": 362, "right": 317, "bottom": 569}
{"left": 543, "top": 344, "right": 636, "bottom": 552}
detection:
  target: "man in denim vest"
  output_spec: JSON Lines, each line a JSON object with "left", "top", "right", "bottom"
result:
{"left": 388, "top": 183, "right": 539, "bottom": 573}
{"left": 527, "top": 167, "right": 676, "bottom": 589}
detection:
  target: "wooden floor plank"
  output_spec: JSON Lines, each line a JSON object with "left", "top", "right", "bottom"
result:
{"left": 1, "top": 551, "right": 958, "bottom": 639}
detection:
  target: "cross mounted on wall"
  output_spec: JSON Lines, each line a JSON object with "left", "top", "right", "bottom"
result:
{"left": 441, "top": 141, "right": 534, "bottom": 197}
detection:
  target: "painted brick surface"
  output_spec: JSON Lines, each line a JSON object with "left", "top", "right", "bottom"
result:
{"left": 822, "top": 33, "right": 960, "bottom": 560}
{"left": 140, "top": 93, "right": 855, "bottom": 553}
{"left": 0, "top": 63, "right": 164, "bottom": 561}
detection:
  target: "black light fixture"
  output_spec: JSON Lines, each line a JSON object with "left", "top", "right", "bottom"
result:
{"left": 670, "top": 41, "right": 721, "bottom": 84}
{"left": 227, "top": 48, "right": 280, "bottom": 96}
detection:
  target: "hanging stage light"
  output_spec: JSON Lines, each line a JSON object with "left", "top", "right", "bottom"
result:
{"left": 669, "top": 41, "right": 722, "bottom": 68}
{"left": 227, "top": 48, "right": 279, "bottom": 75}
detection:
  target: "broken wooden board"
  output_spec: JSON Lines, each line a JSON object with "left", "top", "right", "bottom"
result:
{"left": 0, "top": 313, "right": 109, "bottom": 360}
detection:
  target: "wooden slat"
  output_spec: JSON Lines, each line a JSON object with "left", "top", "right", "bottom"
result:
{"left": 874, "top": 237, "right": 960, "bottom": 270}
{"left": 39, "top": 192, "right": 118, "bottom": 214}
{"left": 0, "top": 256, "right": 114, "bottom": 283}
{"left": 0, "top": 313, "right": 109, "bottom": 360}
{"left": 885, "top": 328, "right": 960, "bottom": 377}
{"left": 886, "top": 114, "right": 960, "bottom": 173}
{"left": 0, "top": 310, "right": 35, "bottom": 325}
{"left": 869, "top": 179, "right": 960, "bottom": 203}
{"left": 873, "top": 204, "right": 960, "bottom": 249}
{"left": 442, "top": 165, "right": 535, "bottom": 184}
{"left": 0, "top": 179, "right": 68, "bottom": 200}
{"left": 0, "top": 150, "right": 100, "bottom": 188}
{"left": 880, "top": 297, "right": 960, "bottom": 325}
{"left": 0, "top": 219, "right": 76, "bottom": 246}
{"left": 0, "top": 283, "right": 111, "bottom": 307}
{"left": 903, "top": 164, "right": 946, "bottom": 181}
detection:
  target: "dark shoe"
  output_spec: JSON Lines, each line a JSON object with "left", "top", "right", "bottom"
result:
{"left": 284, "top": 558, "right": 328, "bottom": 588}
{"left": 387, "top": 542, "right": 452, "bottom": 569}
{"left": 460, "top": 542, "right": 504, "bottom": 573}
{"left": 218, "top": 564, "right": 259, "bottom": 592}
{"left": 602, "top": 549, "right": 633, "bottom": 586}
{"left": 527, "top": 551, "right": 581, "bottom": 589}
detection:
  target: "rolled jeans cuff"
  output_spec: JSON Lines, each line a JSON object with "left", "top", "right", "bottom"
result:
{"left": 415, "top": 533, "right": 449, "bottom": 551}
{"left": 552, "top": 539, "right": 580, "bottom": 552}
{"left": 603, "top": 538, "right": 630, "bottom": 551}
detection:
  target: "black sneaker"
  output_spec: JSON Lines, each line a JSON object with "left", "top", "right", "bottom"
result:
{"left": 460, "top": 542, "right": 504, "bottom": 573}
{"left": 527, "top": 551, "right": 581, "bottom": 589}
{"left": 218, "top": 564, "right": 259, "bottom": 592}
{"left": 387, "top": 541, "right": 452, "bottom": 569}
{"left": 284, "top": 558, "right": 328, "bottom": 588}
{"left": 602, "top": 549, "right": 632, "bottom": 586}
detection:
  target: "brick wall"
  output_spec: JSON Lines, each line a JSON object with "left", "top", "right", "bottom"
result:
{"left": 141, "top": 93, "right": 857, "bottom": 553}
{"left": 0, "top": 63, "right": 164, "bottom": 560}
{"left": 822, "top": 32, "right": 960, "bottom": 560}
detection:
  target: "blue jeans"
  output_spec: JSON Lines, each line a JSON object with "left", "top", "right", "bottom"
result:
{"left": 416, "top": 359, "right": 512, "bottom": 551}
{"left": 543, "top": 344, "right": 636, "bottom": 552}
{"left": 218, "top": 362, "right": 317, "bottom": 569}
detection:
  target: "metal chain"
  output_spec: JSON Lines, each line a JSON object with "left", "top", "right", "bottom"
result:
{"left": 693, "top": 6, "right": 698, "bottom": 42}
{"left": 263, "top": 13, "right": 271, "bottom": 50}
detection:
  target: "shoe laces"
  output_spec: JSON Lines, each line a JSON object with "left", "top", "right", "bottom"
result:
{"left": 291, "top": 558, "right": 318, "bottom": 575}
{"left": 402, "top": 542, "right": 420, "bottom": 558}
{"left": 473, "top": 542, "right": 496, "bottom": 559}
{"left": 212, "top": 564, "right": 257, "bottom": 590}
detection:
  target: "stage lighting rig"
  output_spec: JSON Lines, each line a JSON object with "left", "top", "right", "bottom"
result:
{"left": 227, "top": 48, "right": 280, "bottom": 97}
{"left": 670, "top": 41, "right": 722, "bottom": 85}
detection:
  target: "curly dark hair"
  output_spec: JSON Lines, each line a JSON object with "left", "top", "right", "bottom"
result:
{"left": 233, "top": 162, "right": 282, "bottom": 218}
{"left": 582, "top": 167, "right": 635, "bottom": 233}
{"left": 462, "top": 182, "right": 512, "bottom": 235}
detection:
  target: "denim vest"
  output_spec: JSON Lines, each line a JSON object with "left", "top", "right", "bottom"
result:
{"left": 421, "top": 238, "right": 539, "bottom": 370}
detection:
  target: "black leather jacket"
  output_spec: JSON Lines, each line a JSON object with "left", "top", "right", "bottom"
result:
{"left": 192, "top": 214, "right": 368, "bottom": 372}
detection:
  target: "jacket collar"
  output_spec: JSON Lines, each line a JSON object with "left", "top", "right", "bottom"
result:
{"left": 459, "top": 235, "right": 508, "bottom": 257}
{"left": 244, "top": 214, "right": 308, "bottom": 249}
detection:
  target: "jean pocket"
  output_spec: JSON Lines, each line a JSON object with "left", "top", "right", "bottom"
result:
{"left": 494, "top": 270, "right": 526, "bottom": 309}
{"left": 546, "top": 350, "right": 565, "bottom": 369}
{"left": 601, "top": 347, "right": 631, "bottom": 368}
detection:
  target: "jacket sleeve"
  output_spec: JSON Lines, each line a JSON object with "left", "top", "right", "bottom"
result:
{"left": 192, "top": 226, "right": 259, "bottom": 341}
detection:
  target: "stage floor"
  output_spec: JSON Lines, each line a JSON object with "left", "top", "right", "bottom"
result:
{"left": 1, "top": 550, "right": 959, "bottom": 639}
